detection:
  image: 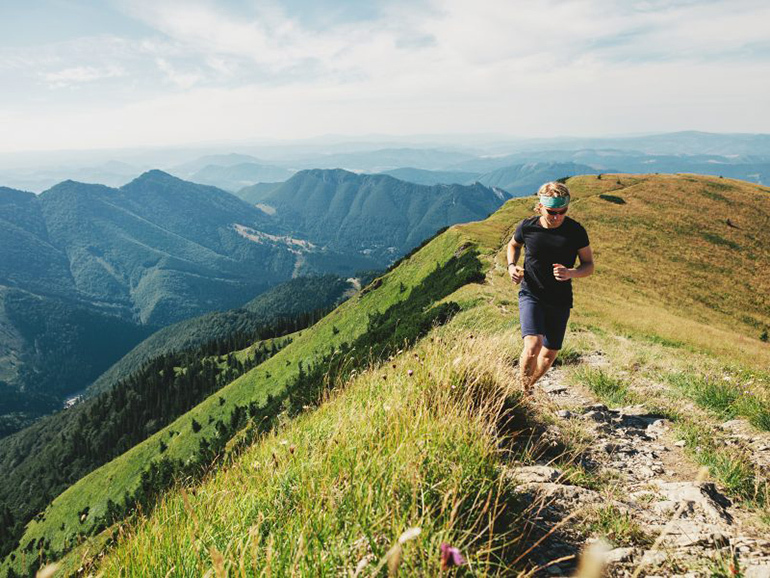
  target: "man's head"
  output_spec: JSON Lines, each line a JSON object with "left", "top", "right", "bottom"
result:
{"left": 537, "top": 181, "right": 570, "bottom": 226}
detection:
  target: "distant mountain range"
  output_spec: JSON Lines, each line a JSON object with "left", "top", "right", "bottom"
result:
{"left": 0, "top": 169, "right": 506, "bottom": 435}
{"left": 240, "top": 169, "right": 510, "bottom": 261}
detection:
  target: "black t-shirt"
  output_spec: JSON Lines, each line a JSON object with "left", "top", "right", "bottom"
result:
{"left": 513, "top": 216, "right": 590, "bottom": 309}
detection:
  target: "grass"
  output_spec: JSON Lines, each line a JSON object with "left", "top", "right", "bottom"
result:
{"left": 579, "top": 505, "right": 652, "bottom": 548}
{"left": 570, "top": 367, "right": 632, "bottom": 407}
{"left": 667, "top": 372, "right": 770, "bottom": 431}
{"left": 92, "top": 331, "right": 527, "bottom": 576}
{"left": 674, "top": 422, "right": 767, "bottom": 506}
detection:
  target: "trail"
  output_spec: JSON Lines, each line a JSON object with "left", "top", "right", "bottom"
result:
{"left": 507, "top": 361, "right": 770, "bottom": 578}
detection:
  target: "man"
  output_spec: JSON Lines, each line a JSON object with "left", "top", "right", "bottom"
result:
{"left": 507, "top": 181, "right": 594, "bottom": 394}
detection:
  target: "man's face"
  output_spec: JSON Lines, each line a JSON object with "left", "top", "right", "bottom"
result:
{"left": 539, "top": 203, "right": 568, "bottom": 226}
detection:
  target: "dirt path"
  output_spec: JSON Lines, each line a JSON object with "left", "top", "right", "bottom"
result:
{"left": 507, "top": 365, "right": 770, "bottom": 578}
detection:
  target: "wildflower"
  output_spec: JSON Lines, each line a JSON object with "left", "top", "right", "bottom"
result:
{"left": 440, "top": 543, "right": 466, "bottom": 570}
{"left": 408, "top": 370, "right": 414, "bottom": 377}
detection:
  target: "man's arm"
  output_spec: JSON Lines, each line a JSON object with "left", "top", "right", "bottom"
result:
{"left": 554, "top": 245, "right": 594, "bottom": 281}
{"left": 507, "top": 236, "right": 524, "bottom": 284}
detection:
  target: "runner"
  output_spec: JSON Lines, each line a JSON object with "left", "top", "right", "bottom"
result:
{"left": 507, "top": 181, "right": 594, "bottom": 394}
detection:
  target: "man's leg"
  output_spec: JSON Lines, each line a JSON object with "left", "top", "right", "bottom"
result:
{"left": 529, "top": 347, "right": 559, "bottom": 387}
{"left": 519, "top": 335, "right": 543, "bottom": 394}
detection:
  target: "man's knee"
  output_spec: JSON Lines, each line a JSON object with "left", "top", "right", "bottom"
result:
{"left": 522, "top": 335, "right": 543, "bottom": 357}
{"left": 541, "top": 347, "right": 559, "bottom": 362}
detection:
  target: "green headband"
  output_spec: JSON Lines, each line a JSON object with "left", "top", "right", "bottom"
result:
{"left": 540, "top": 195, "right": 569, "bottom": 208}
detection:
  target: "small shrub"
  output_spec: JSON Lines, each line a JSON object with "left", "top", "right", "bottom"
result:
{"left": 599, "top": 194, "right": 626, "bottom": 205}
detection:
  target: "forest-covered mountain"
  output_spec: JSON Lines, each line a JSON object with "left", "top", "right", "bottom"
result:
{"left": 246, "top": 169, "right": 510, "bottom": 260}
{"left": 1, "top": 169, "right": 503, "bottom": 437}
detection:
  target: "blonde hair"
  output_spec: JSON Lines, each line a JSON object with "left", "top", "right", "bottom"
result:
{"left": 537, "top": 181, "right": 571, "bottom": 198}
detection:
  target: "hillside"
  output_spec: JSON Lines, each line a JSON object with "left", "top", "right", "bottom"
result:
{"left": 3, "top": 174, "right": 770, "bottom": 576}
{"left": 1, "top": 170, "right": 380, "bottom": 434}
{"left": 253, "top": 168, "right": 510, "bottom": 262}
{"left": 0, "top": 275, "right": 356, "bottom": 562}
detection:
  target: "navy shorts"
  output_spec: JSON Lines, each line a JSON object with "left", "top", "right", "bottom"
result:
{"left": 518, "top": 289, "right": 571, "bottom": 350}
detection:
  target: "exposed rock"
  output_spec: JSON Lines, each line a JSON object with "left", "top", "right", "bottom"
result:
{"left": 556, "top": 409, "right": 572, "bottom": 419}
{"left": 640, "top": 550, "right": 668, "bottom": 566}
{"left": 544, "top": 383, "right": 569, "bottom": 394}
{"left": 509, "top": 465, "right": 563, "bottom": 484}
{"left": 584, "top": 410, "right": 607, "bottom": 422}
{"left": 745, "top": 565, "right": 770, "bottom": 578}
{"left": 515, "top": 482, "right": 601, "bottom": 505}
{"left": 602, "top": 547, "right": 637, "bottom": 564}
{"left": 654, "top": 481, "right": 733, "bottom": 523}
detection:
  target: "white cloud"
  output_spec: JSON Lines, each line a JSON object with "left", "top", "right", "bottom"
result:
{"left": 155, "top": 58, "right": 202, "bottom": 89}
{"left": 43, "top": 65, "right": 126, "bottom": 88}
{"left": 1, "top": 0, "right": 769, "bottom": 151}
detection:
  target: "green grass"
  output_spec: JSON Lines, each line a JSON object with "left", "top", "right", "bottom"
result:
{"left": 667, "top": 372, "right": 770, "bottom": 431}
{"left": 92, "top": 331, "right": 526, "bottom": 576}
{"left": 580, "top": 505, "right": 652, "bottom": 548}
{"left": 571, "top": 367, "right": 632, "bottom": 406}
{"left": 2, "top": 231, "right": 477, "bottom": 575}
{"left": 674, "top": 422, "right": 766, "bottom": 505}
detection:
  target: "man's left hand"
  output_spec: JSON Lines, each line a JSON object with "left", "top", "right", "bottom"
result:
{"left": 553, "top": 264, "right": 572, "bottom": 281}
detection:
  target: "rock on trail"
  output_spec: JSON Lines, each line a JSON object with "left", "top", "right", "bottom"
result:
{"left": 505, "top": 366, "right": 770, "bottom": 577}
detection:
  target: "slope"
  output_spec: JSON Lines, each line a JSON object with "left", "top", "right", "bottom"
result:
{"left": 5, "top": 174, "right": 770, "bottom": 576}
{"left": 0, "top": 276, "right": 356, "bottom": 561}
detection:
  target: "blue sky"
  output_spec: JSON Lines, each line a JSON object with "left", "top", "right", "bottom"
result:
{"left": 1, "top": 0, "right": 769, "bottom": 152}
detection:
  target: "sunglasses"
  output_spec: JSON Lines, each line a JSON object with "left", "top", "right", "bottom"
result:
{"left": 544, "top": 207, "right": 568, "bottom": 216}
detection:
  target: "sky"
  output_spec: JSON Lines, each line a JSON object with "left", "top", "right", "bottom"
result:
{"left": 1, "top": 0, "right": 769, "bottom": 153}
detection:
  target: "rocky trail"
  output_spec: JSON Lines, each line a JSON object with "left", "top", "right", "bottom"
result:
{"left": 506, "top": 362, "right": 770, "bottom": 578}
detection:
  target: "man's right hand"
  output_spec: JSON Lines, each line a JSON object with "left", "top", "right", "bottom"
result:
{"left": 509, "top": 265, "right": 524, "bottom": 285}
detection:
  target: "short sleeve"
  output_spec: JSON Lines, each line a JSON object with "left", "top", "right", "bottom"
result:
{"left": 513, "top": 221, "right": 525, "bottom": 244}
{"left": 575, "top": 223, "right": 590, "bottom": 249}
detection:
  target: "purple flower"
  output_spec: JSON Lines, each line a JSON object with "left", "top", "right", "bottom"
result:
{"left": 440, "top": 543, "right": 466, "bottom": 570}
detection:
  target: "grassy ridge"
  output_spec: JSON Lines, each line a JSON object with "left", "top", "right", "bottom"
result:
{"left": 3, "top": 230, "right": 478, "bottom": 573}
{"left": 97, "top": 329, "right": 525, "bottom": 576}
{"left": 92, "top": 174, "right": 770, "bottom": 576}
{"left": 5, "top": 173, "right": 770, "bottom": 575}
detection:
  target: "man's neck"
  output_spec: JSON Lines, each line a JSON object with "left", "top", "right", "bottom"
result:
{"left": 539, "top": 215, "right": 565, "bottom": 229}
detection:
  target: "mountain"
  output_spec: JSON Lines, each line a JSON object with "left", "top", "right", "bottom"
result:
{"left": 255, "top": 169, "right": 510, "bottom": 262}
{"left": 0, "top": 171, "right": 377, "bottom": 436}
{"left": 379, "top": 167, "right": 481, "bottom": 186}
{"left": 293, "top": 147, "right": 478, "bottom": 172}
{"left": 86, "top": 274, "right": 359, "bottom": 398}
{"left": 188, "top": 162, "right": 295, "bottom": 192}
{"left": 3, "top": 173, "right": 768, "bottom": 576}
{"left": 378, "top": 163, "right": 602, "bottom": 196}
{"left": 36, "top": 170, "right": 311, "bottom": 324}
{"left": 167, "top": 153, "right": 265, "bottom": 176}
{"left": 0, "top": 162, "right": 143, "bottom": 194}
{"left": 234, "top": 181, "right": 284, "bottom": 205}
{"left": 475, "top": 162, "right": 602, "bottom": 195}
{"left": 1, "top": 169, "right": 510, "bottom": 436}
